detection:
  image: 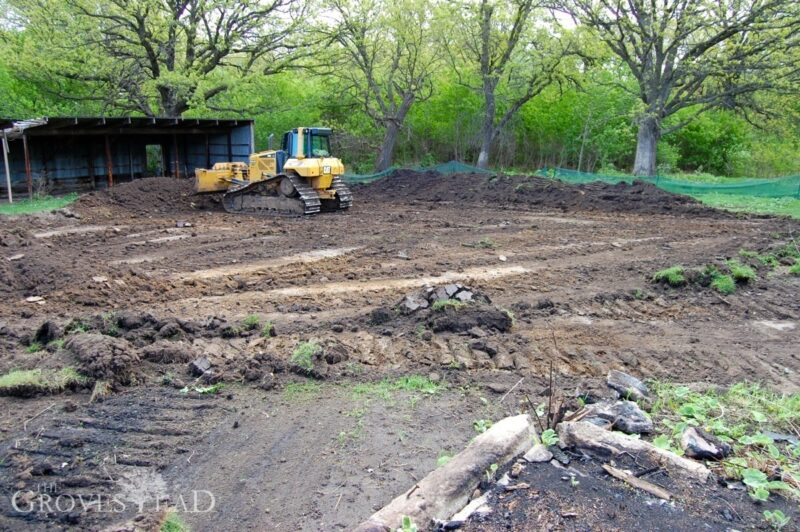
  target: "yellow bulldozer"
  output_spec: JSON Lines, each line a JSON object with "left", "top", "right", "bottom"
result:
{"left": 194, "top": 127, "right": 352, "bottom": 215}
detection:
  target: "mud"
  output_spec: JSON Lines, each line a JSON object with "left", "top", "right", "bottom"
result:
{"left": 0, "top": 172, "right": 798, "bottom": 530}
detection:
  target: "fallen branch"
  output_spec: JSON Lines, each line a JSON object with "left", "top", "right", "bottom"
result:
{"left": 500, "top": 377, "right": 524, "bottom": 404}
{"left": 24, "top": 403, "right": 55, "bottom": 432}
{"left": 602, "top": 464, "right": 673, "bottom": 500}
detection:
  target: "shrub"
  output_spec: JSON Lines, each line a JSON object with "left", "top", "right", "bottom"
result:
{"left": 242, "top": 314, "right": 261, "bottom": 331}
{"left": 291, "top": 341, "right": 321, "bottom": 372}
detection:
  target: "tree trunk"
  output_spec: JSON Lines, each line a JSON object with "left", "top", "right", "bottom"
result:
{"left": 633, "top": 115, "right": 661, "bottom": 177}
{"left": 375, "top": 121, "right": 400, "bottom": 172}
{"left": 477, "top": 96, "right": 496, "bottom": 169}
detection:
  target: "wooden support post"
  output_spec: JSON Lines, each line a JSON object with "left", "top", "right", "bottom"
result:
{"left": 88, "top": 142, "right": 96, "bottom": 190}
{"left": 2, "top": 132, "right": 12, "bottom": 203}
{"left": 104, "top": 135, "right": 114, "bottom": 188}
{"left": 22, "top": 134, "right": 32, "bottom": 198}
{"left": 173, "top": 134, "right": 180, "bottom": 178}
{"left": 128, "top": 140, "right": 134, "bottom": 181}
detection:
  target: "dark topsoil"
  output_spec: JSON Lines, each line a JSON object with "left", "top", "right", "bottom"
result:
{"left": 359, "top": 170, "right": 735, "bottom": 218}
{"left": 74, "top": 176, "right": 220, "bottom": 215}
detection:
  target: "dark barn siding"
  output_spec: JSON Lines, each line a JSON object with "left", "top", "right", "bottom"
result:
{"left": 1, "top": 118, "right": 254, "bottom": 196}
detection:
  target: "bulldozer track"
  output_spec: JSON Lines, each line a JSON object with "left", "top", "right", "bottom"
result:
{"left": 331, "top": 176, "right": 353, "bottom": 210}
{"left": 221, "top": 174, "right": 322, "bottom": 216}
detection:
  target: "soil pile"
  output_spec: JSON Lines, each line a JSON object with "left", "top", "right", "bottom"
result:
{"left": 75, "top": 176, "right": 221, "bottom": 215}
{"left": 360, "top": 170, "right": 730, "bottom": 217}
{"left": 66, "top": 333, "right": 140, "bottom": 385}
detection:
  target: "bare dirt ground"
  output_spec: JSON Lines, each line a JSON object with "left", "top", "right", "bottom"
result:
{"left": 0, "top": 172, "right": 798, "bottom": 531}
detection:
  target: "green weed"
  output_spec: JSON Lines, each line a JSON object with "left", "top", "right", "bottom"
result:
{"left": 398, "top": 516, "right": 418, "bottom": 532}
{"left": 790, "top": 261, "right": 800, "bottom": 276}
{"left": 283, "top": 382, "right": 322, "bottom": 401}
{"left": 725, "top": 260, "right": 756, "bottom": 283}
{"left": 437, "top": 451, "right": 454, "bottom": 467}
{"left": 160, "top": 510, "right": 188, "bottom": 532}
{"left": 101, "top": 312, "right": 119, "bottom": 337}
{"left": 650, "top": 382, "right": 800, "bottom": 502}
{"left": 540, "top": 428, "right": 559, "bottom": 446}
{"left": 243, "top": 314, "right": 261, "bottom": 331}
{"left": 260, "top": 321, "right": 275, "bottom": 337}
{"left": 652, "top": 265, "right": 686, "bottom": 287}
{"left": 352, "top": 376, "right": 443, "bottom": 401}
{"left": 764, "top": 509, "right": 791, "bottom": 530}
{"left": 711, "top": 274, "right": 736, "bottom": 294}
{"left": 473, "top": 418, "right": 493, "bottom": 434}
{"left": 48, "top": 339, "right": 65, "bottom": 350}
{"left": 431, "top": 299, "right": 465, "bottom": 311}
{"left": 463, "top": 237, "right": 496, "bottom": 249}
{"left": 291, "top": 341, "right": 321, "bottom": 372}
{"left": 26, "top": 342, "right": 43, "bottom": 353}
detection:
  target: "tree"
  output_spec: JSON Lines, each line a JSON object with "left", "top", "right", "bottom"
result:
{"left": 562, "top": 0, "right": 800, "bottom": 176}
{"left": 7, "top": 0, "right": 308, "bottom": 117}
{"left": 324, "top": 0, "right": 439, "bottom": 172}
{"left": 444, "top": 0, "right": 572, "bottom": 168}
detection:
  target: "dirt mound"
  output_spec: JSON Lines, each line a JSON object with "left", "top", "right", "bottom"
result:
{"left": 74, "top": 176, "right": 221, "bottom": 215}
{"left": 360, "top": 170, "right": 730, "bottom": 217}
{"left": 66, "top": 333, "right": 140, "bottom": 384}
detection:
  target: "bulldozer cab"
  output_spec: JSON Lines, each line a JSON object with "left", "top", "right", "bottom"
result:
{"left": 281, "top": 128, "right": 332, "bottom": 159}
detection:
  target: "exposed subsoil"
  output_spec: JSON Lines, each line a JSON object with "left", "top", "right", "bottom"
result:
{"left": 0, "top": 171, "right": 798, "bottom": 530}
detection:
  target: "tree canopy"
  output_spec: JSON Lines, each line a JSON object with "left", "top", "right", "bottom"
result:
{"left": 0, "top": 0, "right": 798, "bottom": 175}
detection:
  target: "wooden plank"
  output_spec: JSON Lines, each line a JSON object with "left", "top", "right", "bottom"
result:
{"left": 22, "top": 134, "right": 32, "bottom": 198}
{"left": 104, "top": 135, "right": 114, "bottom": 188}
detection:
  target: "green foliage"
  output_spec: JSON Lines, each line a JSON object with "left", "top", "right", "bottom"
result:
{"left": 437, "top": 451, "right": 453, "bottom": 467}
{"left": 790, "top": 261, "right": 800, "bottom": 276}
{"left": 179, "top": 383, "right": 224, "bottom": 395}
{"left": 291, "top": 341, "right": 321, "bottom": 372}
{"left": 711, "top": 274, "right": 736, "bottom": 295}
{"left": 397, "top": 515, "right": 418, "bottom": 532}
{"left": 161, "top": 511, "right": 188, "bottom": 532}
{"left": 473, "top": 418, "right": 493, "bottom": 434}
{"left": 650, "top": 382, "right": 800, "bottom": 501}
{"left": 540, "top": 428, "right": 559, "bottom": 446}
{"left": 0, "top": 194, "right": 79, "bottom": 216}
{"left": 260, "top": 321, "right": 275, "bottom": 337}
{"left": 26, "top": 342, "right": 43, "bottom": 353}
{"left": 242, "top": 314, "right": 261, "bottom": 331}
{"left": 652, "top": 265, "right": 686, "bottom": 286}
{"left": 463, "top": 237, "right": 496, "bottom": 249}
{"left": 725, "top": 260, "right": 756, "bottom": 283}
{"left": 764, "top": 509, "right": 791, "bottom": 530}
{"left": 484, "top": 463, "right": 499, "bottom": 483}
{"left": 283, "top": 382, "right": 322, "bottom": 401}
{"left": 0, "top": 367, "right": 88, "bottom": 395}
{"left": 431, "top": 299, "right": 465, "bottom": 311}
{"left": 694, "top": 194, "right": 800, "bottom": 219}
{"left": 48, "top": 339, "right": 65, "bottom": 350}
{"left": 352, "top": 375, "right": 443, "bottom": 401}
{"left": 101, "top": 312, "right": 119, "bottom": 337}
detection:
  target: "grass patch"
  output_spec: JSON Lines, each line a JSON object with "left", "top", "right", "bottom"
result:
{"left": 650, "top": 382, "right": 800, "bottom": 502}
{"left": 0, "top": 368, "right": 88, "bottom": 397}
{"left": 790, "top": 261, "right": 800, "bottom": 276}
{"left": 431, "top": 299, "right": 465, "bottom": 311}
{"left": 652, "top": 265, "right": 686, "bottom": 287}
{"left": 694, "top": 194, "right": 800, "bottom": 219}
{"left": 726, "top": 260, "right": 756, "bottom": 283}
{"left": 352, "top": 375, "right": 444, "bottom": 401}
{"left": 283, "top": 382, "right": 322, "bottom": 401}
{"left": 242, "top": 314, "right": 261, "bottom": 331}
{"left": 26, "top": 342, "right": 43, "bottom": 353}
{"left": 711, "top": 274, "right": 736, "bottom": 294}
{"left": 463, "top": 237, "right": 496, "bottom": 249}
{"left": 260, "top": 321, "right": 275, "bottom": 337}
{"left": 161, "top": 510, "right": 188, "bottom": 532}
{"left": 291, "top": 341, "right": 321, "bottom": 372}
{"left": 0, "top": 193, "right": 79, "bottom": 216}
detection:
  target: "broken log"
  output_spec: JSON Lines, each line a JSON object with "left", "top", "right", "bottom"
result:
{"left": 602, "top": 464, "right": 673, "bottom": 500}
{"left": 558, "top": 421, "right": 710, "bottom": 482}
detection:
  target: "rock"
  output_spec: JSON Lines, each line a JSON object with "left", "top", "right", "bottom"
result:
{"left": 116, "top": 311, "right": 152, "bottom": 330}
{"left": 510, "top": 462, "right": 525, "bottom": 478}
{"left": 34, "top": 321, "right": 61, "bottom": 344}
{"left": 397, "top": 250, "right": 409, "bottom": 260}
{"left": 455, "top": 290, "right": 474, "bottom": 302}
{"left": 523, "top": 444, "right": 553, "bottom": 463}
{"left": 188, "top": 357, "right": 212, "bottom": 377}
{"left": 493, "top": 352, "right": 515, "bottom": 370}
{"left": 428, "top": 372, "right": 441, "bottom": 383}
{"left": 399, "top": 294, "right": 429, "bottom": 314}
{"left": 331, "top": 323, "right": 344, "bottom": 333}
{"left": 498, "top": 255, "right": 507, "bottom": 262}
{"left": 157, "top": 321, "right": 182, "bottom": 338}
{"left": 92, "top": 276, "right": 108, "bottom": 283}
{"left": 62, "top": 400, "right": 78, "bottom": 413}
{"left": 606, "top": 369, "right": 650, "bottom": 402}
{"left": 258, "top": 374, "right": 276, "bottom": 390}
{"left": 444, "top": 284, "right": 460, "bottom": 297}
{"left": 469, "top": 340, "right": 497, "bottom": 356}
{"left": 582, "top": 400, "right": 653, "bottom": 434}
{"left": 369, "top": 307, "right": 393, "bottom": 325}
{"left": 680, "top": 427, "right": 732, "bottom": 460}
